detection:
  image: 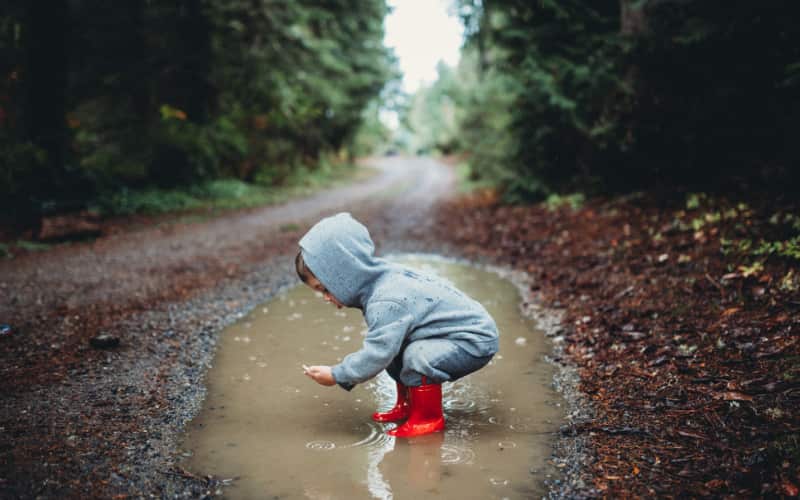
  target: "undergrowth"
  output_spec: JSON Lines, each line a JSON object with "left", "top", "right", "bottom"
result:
{"left": 93, "top": 163, "right": 363, "bottom": 216}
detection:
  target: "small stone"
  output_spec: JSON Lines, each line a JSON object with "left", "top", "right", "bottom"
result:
{"left": 0, "top": 323, "right": 13, "bottom": 337}
{"left": 89, "top": 334, "right": 120, "bottom": 349}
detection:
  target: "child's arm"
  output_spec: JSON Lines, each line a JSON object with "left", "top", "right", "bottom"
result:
{"left": 331, "top": 300, "right": 412, "bottom": 389}
{"left": 303, "top": 364, "right": 336, "bottom": 386}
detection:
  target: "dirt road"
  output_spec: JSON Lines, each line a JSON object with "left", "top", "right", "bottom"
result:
{"left": 0, "top": 156, "right": 456, "bottom": 498}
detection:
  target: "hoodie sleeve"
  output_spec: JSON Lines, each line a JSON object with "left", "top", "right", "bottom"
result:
{"left": 331, "top": 300, "right": 413, "bottom": 391}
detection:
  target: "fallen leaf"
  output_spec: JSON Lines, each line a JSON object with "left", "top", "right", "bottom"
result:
{"left": 722, "top": 307, "right": 740, "bottom": 316}
{"left": 677, "top": 430, "right": 707, "bottom": 440}
{"left": 782, "top": 481, "right": 799, "bottom": 497}
{"left": 714, "top": 391, "right": 753, "bottom": 402}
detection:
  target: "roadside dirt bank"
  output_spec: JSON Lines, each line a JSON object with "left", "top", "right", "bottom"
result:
{"left": 434, "top": 191, "right": 800, "bottom": 498}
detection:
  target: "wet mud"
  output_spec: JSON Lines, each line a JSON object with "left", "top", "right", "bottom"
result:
{"left": 182, "top": 256, "right": 563, "bottom": 499}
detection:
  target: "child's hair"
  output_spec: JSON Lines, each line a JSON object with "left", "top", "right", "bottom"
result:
{"left": 295, "top": 251, "right": 315, "bottom": 284}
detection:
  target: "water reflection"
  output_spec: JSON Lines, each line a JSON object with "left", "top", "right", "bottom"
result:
{"left": 182, "top": 256, "right": 563, "bottom": 499}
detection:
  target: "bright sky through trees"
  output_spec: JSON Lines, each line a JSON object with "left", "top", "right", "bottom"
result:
{"left": 384, "top": 0, "right": 464, "bottom": 93}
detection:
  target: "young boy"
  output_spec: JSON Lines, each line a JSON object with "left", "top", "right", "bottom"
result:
{"left": 297, "top": 213, "right": 499, "bottom": 437}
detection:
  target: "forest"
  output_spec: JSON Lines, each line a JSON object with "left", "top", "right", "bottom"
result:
{"left": 1, "top": 0, "right": 394, "bottom": 226}
{"left": 3, "top": 1, "right": 799, "bottom": 223}
{"left": 410, "top": 0, "right": 800, "bottom": 200}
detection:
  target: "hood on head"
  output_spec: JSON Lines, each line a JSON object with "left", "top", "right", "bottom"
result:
{"left": 299, "top": 213, "right": 387, "bottom": 307}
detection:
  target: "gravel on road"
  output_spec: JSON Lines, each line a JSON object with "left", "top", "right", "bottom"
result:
{"left": 0, "top": 156, "right": 590, "bottom": 498}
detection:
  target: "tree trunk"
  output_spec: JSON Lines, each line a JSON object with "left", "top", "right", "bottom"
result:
{"left": 620, "top": 0, "right": 648, "bottom": 36}
{"left": 26, "top": 0, "right": 69, "bottom": 185}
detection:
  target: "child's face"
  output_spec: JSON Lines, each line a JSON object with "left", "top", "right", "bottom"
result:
{"left": 306, "top": 276, "right": 345, "bottom": 309}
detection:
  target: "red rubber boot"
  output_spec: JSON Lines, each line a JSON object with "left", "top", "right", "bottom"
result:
{"left": 387, "top": 377, "right": 445, "bottom": 438}
{"left": 372, "top": 382, "right": 410, "bottom": 422}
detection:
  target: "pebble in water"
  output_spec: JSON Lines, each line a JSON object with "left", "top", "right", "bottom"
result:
{"left": 1, "top": 324, "right": 13, "bottom": 337}
{"left": 89, "top": 334, "right": 120, "bottom": 349}
{"left": 489, "top": 478, "right": 510, "bottom": 486}
{"left": 514, "top": 337, "right": 527, "bottom": 346}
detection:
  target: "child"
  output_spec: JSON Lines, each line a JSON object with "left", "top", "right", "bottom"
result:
{"left": 297, "top": 213, "right": 499, "bottom": 437}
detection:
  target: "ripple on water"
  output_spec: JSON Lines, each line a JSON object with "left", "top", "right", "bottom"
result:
{"left": 305, "top": 441, "right": 336, "bottom": 451}
{"left": 440, "top": 443, "right": 476, "bottom": 465}
{"left": 342, "top": 421, "right": 393, "bottom": 450}
{"left": 445, "top": 383, "right": 493, "bottom": 414}
{"left": 443, "top": 398, "right": 476, "bottom": 412}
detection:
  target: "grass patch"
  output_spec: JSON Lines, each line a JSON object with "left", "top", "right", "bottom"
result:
{"left": 544, "top": 192, "right": 585, "bottom": 211}
{"left": 0, "top": 243, "right": 10, "bottom": 258}
{"left": 455, "top": 162, "right": 496, "bottom": 193}
{"left": 16, "top": 240, "right": 53, "bottom": 252}
{"left": 95, "top": 162, "right": 371, "bottom": 217}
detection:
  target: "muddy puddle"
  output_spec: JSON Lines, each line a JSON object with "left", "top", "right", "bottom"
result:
{"left": 182, "top": 256, "right": 563, "bottom": 499}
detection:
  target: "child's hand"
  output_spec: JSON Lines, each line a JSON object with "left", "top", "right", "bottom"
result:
{"left": 302, "top": 364, "right": 336, "bottom": 386}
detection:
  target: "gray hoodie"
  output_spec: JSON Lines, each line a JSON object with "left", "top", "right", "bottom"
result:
{"left": 299, "top": 213, "right": 499, "bottom": 390}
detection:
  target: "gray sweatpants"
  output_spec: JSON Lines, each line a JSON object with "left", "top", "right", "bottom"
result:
{"left": 384, "top": 338, "right": 495, "bottom": 386}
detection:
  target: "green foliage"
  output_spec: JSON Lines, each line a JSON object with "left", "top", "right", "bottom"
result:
{"left": 443, "top": 0, "right": 800, "bottom": 200}
{"left": 545, "top": 193, "right": 586, "bottom": 211}
{"left": 686, "top": 193, "right": 706, "bottom": 210}
{"left": 752, "top": 237, "right": 800, "bottom": 261}
{"left": 1, "top": 0, "right": 395, "bottom": 218}
{"left": 351, "top": 98, "right": 394, "bottom": 157}
{"left": 15, "top": 240, "right": 52, "bottom": 252}
{"left": 96, "top": 188, "right": 202, "bottom": 216}
{"left": 403, "top": 63, "right": 463, "bottom": 154}
{"left": 152, "top": 114, "right": 249, "bottom": 186}
{"left": 455, "top": 162, "right": 496, "bottom": 193}
{"left": 95, "top": 158, "right": 361, "bottom": 216}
